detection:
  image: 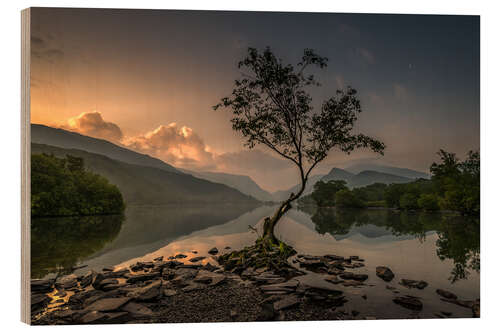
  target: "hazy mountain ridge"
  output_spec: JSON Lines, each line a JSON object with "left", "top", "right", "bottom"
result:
{"left": 271, "top": 174, "right": 326, "bottom": 202}
{"left": 323, "top": 168, "right": 413, "bottom": 188}
{"left": 181, "top": 170, "right": 274, "bottom": 202}
{"left": 32, "top": 143, "right": 258, "bottom": 206}
{"left": 273, "top": 166, "right": 418, "bottom": 202}
{"left": 31, "top": 124, "right": 180, "bottom": 174}
{"left": 344, "top": 163, "right": 429, "bottom": 179}
{"left": 32, "top": 124, "right": 275, "bottom": 202}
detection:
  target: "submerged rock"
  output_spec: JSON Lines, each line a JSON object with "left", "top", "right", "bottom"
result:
{"left": 393, "top": 296, "right": 423, "bottom": 311}
{"left": 208, "top": 247, "right": 219, "bottom": 255}
{"left": 339, "top": 272, "right": 368, "bottom": 281}
{"left": 400, "top": 279, "right": 428, "bottom": 290}
{"left": 436, "top": 289, "right": 457, "bottom": 299}
{"left": 376, "top": 266, "right": 395, "bottom": 282}
{"left": 189, "top": 256, "right": 206, "bottom": 263}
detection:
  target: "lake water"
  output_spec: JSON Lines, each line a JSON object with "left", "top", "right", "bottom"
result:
{"left": 32, "top": 204, "right": 479, "bottom": 319}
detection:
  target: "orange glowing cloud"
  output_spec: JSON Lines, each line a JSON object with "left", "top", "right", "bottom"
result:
{"left": 62, "top": 111, "right": 123, "bottom": 142}
{"left": 123, "top": 123, "right": 216, "bottom": 170}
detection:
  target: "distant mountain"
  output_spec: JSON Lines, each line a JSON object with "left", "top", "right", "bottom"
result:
{"left": 182, "top": 170, "right": 274, "bottom": 202}
{"left": 322, "top": 168, "right": 355, "bottom": 182}
{"left": 322, "top": 167, "right": 412, "bottom": 188}
{"left": 271, "top": 174, "right": 325, "bottom": 202}
{"left": 278, "top": 166, "right": 414, "bottom": 202}
{"left": 347, "top": 170, "right": 412, "bottom": 188}
{"left": 31, "top": 124, "right": 179, "bottom": 174}
{"left": 32, "top": 143, "right": 258, "bottom": 206}
{"left": 344, "top": 163, "right": 429, "bottom": 179}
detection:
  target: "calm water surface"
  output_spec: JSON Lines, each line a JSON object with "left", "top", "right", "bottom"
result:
{"left": 32, "top": 204, "right": 479, "bottom": 319}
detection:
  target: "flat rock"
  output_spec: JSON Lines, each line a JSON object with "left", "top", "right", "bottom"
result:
{"left": 163, "top": 289, "right": 178, "bottom": 297}
{"left": 260, "top": 279, "right": 299, "bottom": 290}
{"left": 122, "top": 301, "right": 154, "bottom": 318}
{"left": 273, "top": 295, "right": 300, "bottom": 311}
{"left": 126, "top": 272, "right": 160, "bottom": 284}
{"left": 182, "top": 283, "right": 207, "bottom": 292}
{"left": 210, "top": 275, "right": 226, "bottom": 286}
{"left": 79, "top": 271, "right": 95, "bottom": 288}
{"left": 31, "top": 279, "right": 52, "bottom": 293}
{"left": 189, "top": 256, "right": 206, "bottom": 263}
{"left": 80, "top": 311, "right": 108, "bottom": 324}
{"left": 325, "top": 276, "right": 343, "bottom": 284}
{"left": 339, "top": 272, "right": 368, "bottom": 281}
{"left": 343, "top": 280, "right": 365, "bottom": 287}
{"left": 31, "top": 293, "right": 51, "bottom": 311}
{"left": 400, "top": 279, "right": 428, "bottom": 289}
{"left": 436, "top": 289, "right": 457, "bottom": 299}
{"left": 440, "top": 297, "right": 476, "bottom": 309}
{"left": 376, "top": 266, "right": 395, "bottom": 282}
{"left": 324, "top": 254, "right": 344, "bottom": 261}
{"left": 393, "top": 296, "right": 423, "bottom": 311}
{"left": 128, "top": 280, "right": 162, "bottom": 301}
{"left": 85, "top": 297, "right": 131, "bottom": 312}
{"left": 56, "top": 274, "right": 78, "bottom": 289}
{"left": 80, "top": 310, "right": 129, "bottom": 324}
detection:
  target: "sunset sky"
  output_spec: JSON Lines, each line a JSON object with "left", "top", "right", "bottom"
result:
{"left": 30, "top": 8, "right": 480, "bottom": 191}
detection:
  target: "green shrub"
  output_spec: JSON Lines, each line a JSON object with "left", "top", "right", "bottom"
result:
{"left": 335, "top": 189, "right": 366, "bottom": 208}
{"left": 417, "top": 193, "right": 439, "bottom": 211}
{"left": 399, "top": 193, "right": 419, "bottom": 210}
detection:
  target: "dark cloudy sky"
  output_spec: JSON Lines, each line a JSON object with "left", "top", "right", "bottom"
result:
{"left": 31, "top": 8, "right": 479, "bottom": 191}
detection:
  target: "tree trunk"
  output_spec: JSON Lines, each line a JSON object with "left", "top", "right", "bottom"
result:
{"left": 262, "top": 180, "right": 306, "bottom": 244}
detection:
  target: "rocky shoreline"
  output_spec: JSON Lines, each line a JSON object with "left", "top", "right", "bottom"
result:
{"left": 31, "top": 246, "right": 480, "bottom": 325}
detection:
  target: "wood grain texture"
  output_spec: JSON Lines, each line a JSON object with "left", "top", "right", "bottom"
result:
{"left": 21, "top": 7, "right": 31, "bottom": 325}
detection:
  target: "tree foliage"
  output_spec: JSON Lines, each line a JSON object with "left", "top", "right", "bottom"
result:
{"left": 214, "top": 47, "right": 385, "bottom": 198}
{"left": 31, "top": 154, "right": 125, "bottom": 217}
{"left": 311, "top": 180, "right": 348, "bottom": 207}
{"left": 335, "top": 189, "right": 366, "bottom": 208}
{"left": 430, "top": 150, "right": 480, "bottom": 215}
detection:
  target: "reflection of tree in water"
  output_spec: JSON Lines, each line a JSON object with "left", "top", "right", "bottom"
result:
{"left": 306, "top": 207, "right": 479, "bottom": 282}
{"left": 31, "top": 214, "right": 124, "bottom": 278}
{"left": 435, "top": 215, "right": 480, "bottom": 283}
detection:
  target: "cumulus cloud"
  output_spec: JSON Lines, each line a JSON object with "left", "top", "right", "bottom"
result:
{"left": 123, "top": 123, "right": 216, "bottom": 169}
{"left": 63, "top": 111, "right": 123, "bottom": 142}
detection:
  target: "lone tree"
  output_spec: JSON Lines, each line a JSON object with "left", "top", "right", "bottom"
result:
{"left": 214, "top": 47, "right": 385, "bottom": 244}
